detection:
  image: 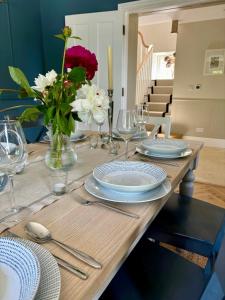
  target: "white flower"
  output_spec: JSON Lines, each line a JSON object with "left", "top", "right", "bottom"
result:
{"left": 71, "top": 98, "right": 92, "bottom": 112}
{"left": 45, "top": 70, "right": 57, "bottom": 85}
{"left": 70, "top": 84, "right": 109, "bottom": 124}
{"left": 32, "top": 69, "right": 57, "bottom": 93}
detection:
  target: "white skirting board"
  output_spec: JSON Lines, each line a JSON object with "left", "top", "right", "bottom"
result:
{"left": 182, "top": 136, "right": 225, "bottom": 148}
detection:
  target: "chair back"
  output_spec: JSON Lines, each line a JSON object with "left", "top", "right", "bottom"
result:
{"left": 145, "top": 115, "right": 171, "bottom": 138}
{"left": 0, "top": 110, "right": 45, "bottom": 143}
{"left": 201, "top": 235, "right": 225, "bottom": 299}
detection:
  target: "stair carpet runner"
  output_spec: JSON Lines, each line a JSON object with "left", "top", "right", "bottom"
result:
{"left": 144, "top": 79, "right": 173, "bottom": 117}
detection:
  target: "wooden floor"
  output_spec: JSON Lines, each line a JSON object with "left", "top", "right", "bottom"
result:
{"left": 162, "top": 181, "right": 225, "bottom": 267}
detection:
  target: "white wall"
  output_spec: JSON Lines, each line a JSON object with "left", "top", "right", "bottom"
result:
{"left": 172, "top": 18, "right": 225, "bottom": 139}
{"left": 139, "top": 21, "right": 177, "bottom": 52}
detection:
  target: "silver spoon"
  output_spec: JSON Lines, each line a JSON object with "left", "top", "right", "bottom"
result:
{"left": 25, "top": 221, "right": 102, "bottom": 269}
{"left": 77, "top": 198, "right": 140, "bottom": 219}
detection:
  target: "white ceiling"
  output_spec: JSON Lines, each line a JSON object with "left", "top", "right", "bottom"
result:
{"left": 139, "top": 4, "right": 225, "bottom": 26}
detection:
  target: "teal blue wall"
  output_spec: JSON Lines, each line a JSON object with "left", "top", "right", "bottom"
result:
{"left": 40, "top": 0, "right": 136, "bottom": 72}
{"left": 0, "top": 0, "right": 136, "bottom": 140}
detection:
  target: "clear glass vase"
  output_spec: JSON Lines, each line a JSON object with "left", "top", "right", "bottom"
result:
{"left": 45, "top": 129, "right": 77, "bottom": 195}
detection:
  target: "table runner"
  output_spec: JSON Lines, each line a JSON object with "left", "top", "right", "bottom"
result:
{"left": 0, "top": 140, "right": 136, "bottom": 232}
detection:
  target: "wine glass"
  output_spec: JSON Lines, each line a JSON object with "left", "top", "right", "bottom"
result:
{"left": 0, "top": 120, "right": 28, "bottom": 213}
{"left": 116, "top": 109, "right": 137, "bottom": 159}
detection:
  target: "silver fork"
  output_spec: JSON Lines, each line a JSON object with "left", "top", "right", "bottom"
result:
{"left": 76, "top": 196, "right": 140, "bottom": 219}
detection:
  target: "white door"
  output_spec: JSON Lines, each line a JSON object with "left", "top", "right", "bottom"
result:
{"left": 65, "top": 11, "right": 124, "bottom": 130}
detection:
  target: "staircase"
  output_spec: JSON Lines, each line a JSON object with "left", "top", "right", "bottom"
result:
{"left": 144, "top": 79, "right": 173, "bottom": 117}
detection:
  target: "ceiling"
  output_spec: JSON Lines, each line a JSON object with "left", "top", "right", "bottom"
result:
{"left": 139, "top": 3, "right": 225, "bottom": 26}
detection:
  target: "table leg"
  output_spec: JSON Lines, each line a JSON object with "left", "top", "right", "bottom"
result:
{"left": 179, "top": 152, "right": 200, "bottom": 197}
{"left": 179, "top": 169, "right": 195, "bottom": 197}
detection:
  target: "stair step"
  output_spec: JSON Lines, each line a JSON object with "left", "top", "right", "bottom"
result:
{"left": 145, "top": 111, "right": 165, "bottom": 117}
{"left": 153, "top": 86, "right": 173, "bottom": 95}
{"left": 146, "top": 102, "right": 168, "bottom": 112}
{"left": 155, "top": 79, "right": 173, "bottom": 86}
{"left": 149, "top": 94, "right": 171, "bottom": 103}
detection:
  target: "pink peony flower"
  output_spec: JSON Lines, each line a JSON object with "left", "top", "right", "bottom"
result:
{"left": 65, "top": 45, "right": 98, "bottom": 80}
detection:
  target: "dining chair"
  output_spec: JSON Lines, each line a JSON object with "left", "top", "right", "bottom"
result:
{"left": 100, "top": 234, "right": 225, "bottom": 300}
{"left": 145, "top": 192, "right": 225, "bottom": 273}
{"left": 144, "top": 114, "right": 171, "bottom": 138}
{"left": 0, "top": 110, "right": 45, "bottom": 143}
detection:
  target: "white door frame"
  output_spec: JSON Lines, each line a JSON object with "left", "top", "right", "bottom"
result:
{"left": 118, "top": 0, "right": 224, "bottom": 107}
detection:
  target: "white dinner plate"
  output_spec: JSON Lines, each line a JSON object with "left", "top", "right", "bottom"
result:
{"left": 85, "top": 175, "right": 171, "bottom": 204}
{"left": 141, "top": 139, "right": 188, "bottom": 155}
{"left": 6, "top": 237, "right": 61, "bottom": 300}
{"left": 0, "top": 238, "right": 41, "bottom": 300}
{"left": 112, "top": 130, "right": 148, "bottom": 140}
{"left": 93, "top": 161, "right": 167, "bottom": 193}
{"left": 136, "top": 145, "right": 193, "bottom": 159}
{"left": 0, "top": 142, "right": 17, "bottom": 153}
{"left": 43, "top": 134, "right": 87, "bottom": 143}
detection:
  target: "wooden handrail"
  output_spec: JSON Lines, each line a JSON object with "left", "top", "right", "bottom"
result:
{"left": 137, "top": 44, "right": 153, "bottom": 73}
{"left": 138, "top": 31, "right": 149, "bottom": 49}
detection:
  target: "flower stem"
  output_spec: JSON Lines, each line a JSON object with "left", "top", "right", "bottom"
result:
{"left": 61, "top": 37, "right": 68, "bottom": 80}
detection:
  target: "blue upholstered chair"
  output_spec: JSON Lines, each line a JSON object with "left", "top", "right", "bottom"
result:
{"left": 144, "top": 193, "right": 225, "bottom": 272}
{"left": 0, "top": 109, "right": 45, "bottom": 143}
{"left": 100, "top": 235, "right": 225, "bottom": 300}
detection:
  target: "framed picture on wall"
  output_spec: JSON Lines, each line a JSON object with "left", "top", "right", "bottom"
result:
{"left": 203, "top": 49, "right": 225, "bottom": 75}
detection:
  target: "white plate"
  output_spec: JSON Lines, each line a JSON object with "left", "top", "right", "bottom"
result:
{"left": 142, "top": 139, "right": 188, "bottom": 155}
{"left": 0, "top": 238, "right": 41, "bottom": 300}
{"left": 93, "top": 161, "right": 167, "bottom": 193}
{"left": 85, "top": 175, "right": 171, "bottom": 204}
{"left": 43, "top": 134, "right": 87, "bottom": 143}
{"left": 0, "top": 142, "right": 17, "bottom": 153}
{"left": 136, "top": 145, "right": 193, "bottom": 159}
{"left": 7, "top": 237, "right": 61, "bottom": 300}
{"left": 113, "top": 131, "right": 148, "bottom": 140}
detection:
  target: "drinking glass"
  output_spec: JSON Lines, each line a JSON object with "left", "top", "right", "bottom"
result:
{"left": 136, "top": 104, "right": 148, "bottom": 133}
{"left": 116, "top": 109, "right": 137, "bottom": 159}
{"left": 0, "top": 120, "right": 28, "bottom": 212}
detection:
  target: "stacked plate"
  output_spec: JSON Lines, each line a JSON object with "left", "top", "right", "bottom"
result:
{"left": 85, "top": 161, "right": 171, "bottom": 203}
{"left": 0, "top": 237, "right": 61, "bottom": 300}
{"left": 113, "top": 130, "right": 148, "bottom": 140}
{"left": 43, "top": 130, "right": 87, "bottom": 143}
{"left": 137, "top": 138, "right": 192, "bottom": 159}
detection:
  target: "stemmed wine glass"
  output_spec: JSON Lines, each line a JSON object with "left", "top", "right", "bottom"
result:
{"left": 116, "top": 109, "right": 137, "bottom": 159}
{"left": 0, "top": 120, "right": 28, "bottom": 213}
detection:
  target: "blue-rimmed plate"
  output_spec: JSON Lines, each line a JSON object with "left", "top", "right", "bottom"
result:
{"left": 142, "top": 139, "right": 188, "bottom": 155}
{"left": 93, "top": 161, "right": 167, "bottom": 193}
{"left": 0, "top": 237, "right": 41, "bottom": 300}
{"left": 43, "top": 134, "right": 87, "bottom": 143}
{"left": 113, "top": 130, "right": 148, "bottom": 140}
{"left": 85, "top": 174, "right": 171, "bottom": 204}
{"left": 9, "top": 237, "right": 61, "bottom": 300}
{"left": 136, "top": 145, "right": 192, "bottom": 159}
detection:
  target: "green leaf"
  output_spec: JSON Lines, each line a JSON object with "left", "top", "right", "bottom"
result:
{"left": 70, "top": 36, "right": 82, "bottom": 40}
{"left": 68, "top": 67, "right": 86, "bottom": 84}
{"left": 54, "top": 34, "right": 65, "bottom": 41}
{"left": 68, "top": 113, "right": 75, "bottom": 133}
{"left": 8, "top": 66, "right": 35, "bottom": 97}
{"left": 72, "top": 111, "right": 82, "bottom": 122}
{"left": 19, "top": 107, "right": 41, "bottom": 123}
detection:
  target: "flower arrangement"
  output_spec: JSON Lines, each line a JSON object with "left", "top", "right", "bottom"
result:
{"left": 0, "top": 26, "right": 109, "bottom": 168}
{"left": 0, "top": 26, "right": 109, "bottom": 134}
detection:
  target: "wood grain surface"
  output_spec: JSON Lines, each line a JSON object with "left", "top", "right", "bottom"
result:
{"left": 3, "top": 140, "right": 203, "bottom": 300}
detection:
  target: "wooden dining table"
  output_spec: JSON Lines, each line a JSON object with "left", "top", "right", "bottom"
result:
{"left": 0, "top": 138, "right": 203, "bottom": 300}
